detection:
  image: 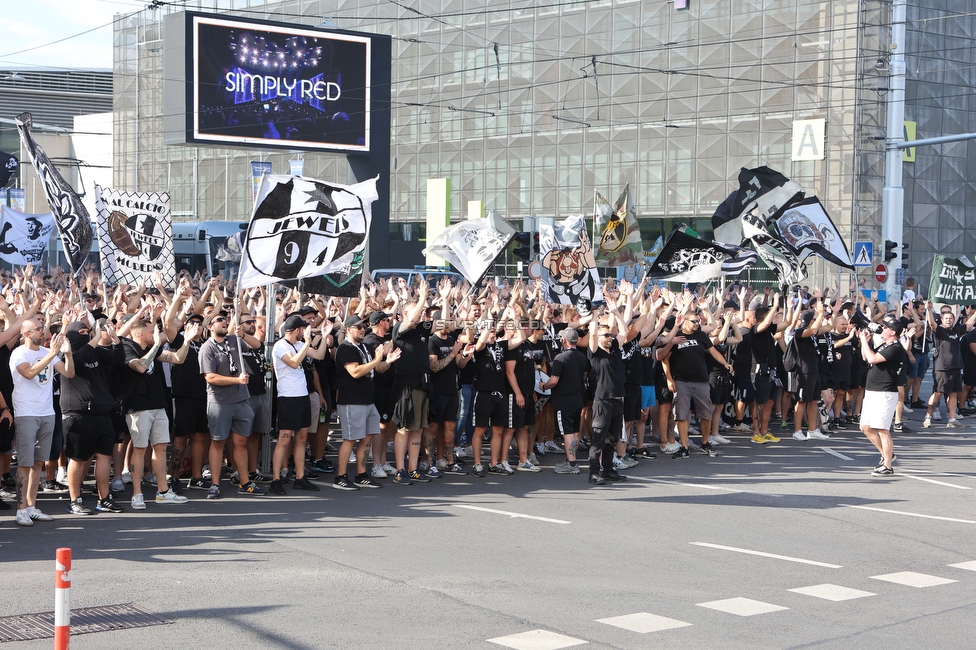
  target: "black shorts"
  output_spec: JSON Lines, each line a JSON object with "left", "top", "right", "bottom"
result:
{"left": 623, "top": 385, "right": 642, "bottom": 421}
{"left": 374, "top": 382, "right": 394, "bottom": 423}
{"left": 0, "top": 418, "right": 12, "bottom": 454}
{"left": 826, "top": 370, "right": 851, "bottom": 392}
{"left": 63, "top": 413, "right": 115, "bottom": 461}
{"left": 733, "top": 373, "right": 755, "bottom": 403}
{"left": 111, "top": 408, "right": 129, "bottom": 443}
{"left": 796, "top": 372, "right": 821, "bottom": 404}
{"left": 554, "top": 407, "right": 581, "bottom": 437}
{"left": 963, "top": 364, "right": 976, "bottom": 388}
{"left": 934, "top": 369, "right": 963, "bottom": 395}
{"left": 429, "top": 392, "right": 460, "bottom": 424}
{"left": 277, "top": 395, "right": 312, "bottom": 431}
{"left": 709, "top": 373, "right": 733, "bottom": 406}
{"left": 655, "top": 382, "right": 674, "bottom": 404}
{"left": 754, "top": 373, "right": 778, "bottom": 404}
{"left": 849, "top": 363, "right": 867, "bottom": 390}
{"left": 48, "top": 414, "right": 64, "bottom": 462}
{"left": 507, "top": 393, "right": 536, "bottom": 429}
{"left": 473, "top": 391, "right": 509, "bottom": 429}
{"left": 173, "top": 397, "right": 209, "bottom": 437}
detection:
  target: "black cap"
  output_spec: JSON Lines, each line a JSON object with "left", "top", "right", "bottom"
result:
{"left": 882, "top": 315, "right": 904, "bottom": 336}
{"left": 282, "top": 315, "right": 307, "bottom": 332}
{"left": 344, "top": 314, "right": 365, "bottom": 329}
{"left": 298, "top": 306, "right": 317, "bottom": 316}
{"left": 185, "top": 313, "right": 205, "bottom": 323}
{"left": 369, "top": 311, "right": 392, "bottom": 325}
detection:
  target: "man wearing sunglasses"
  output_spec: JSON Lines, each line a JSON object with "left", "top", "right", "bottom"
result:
{"left": 199, "top": 313, "right": 263, "bottom": 498}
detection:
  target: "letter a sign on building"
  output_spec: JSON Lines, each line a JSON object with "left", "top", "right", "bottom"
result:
{"left": 791, "top": 119, "right": 826, "bottom": 161}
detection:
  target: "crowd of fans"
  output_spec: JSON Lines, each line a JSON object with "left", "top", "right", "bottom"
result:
{"left": 2, "top": 263, "right": 973, "bottom": 525}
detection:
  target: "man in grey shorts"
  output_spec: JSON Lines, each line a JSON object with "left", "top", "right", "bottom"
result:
{"left": 10, "top": 320, "right": 74, "bottom": 526}
{"left": 199, "top": 314, "right": 263, "bottom": 499}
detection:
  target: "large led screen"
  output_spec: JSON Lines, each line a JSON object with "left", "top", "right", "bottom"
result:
{"left": 186, "top": 14, "right": 371, "bottom": 152}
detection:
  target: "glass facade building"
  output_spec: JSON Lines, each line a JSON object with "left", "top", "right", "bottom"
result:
{"left": 113, "top": 0, "right": 975, "bottom": 286}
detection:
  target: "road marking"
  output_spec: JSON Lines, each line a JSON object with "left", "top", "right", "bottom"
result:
{"left": 626, "top": 476, "right": 784, "bottom": 497}
{"left": 454, "top": 504, "right": 570, "bottom": 524}
{"left": 691, "top": 542, "right": 842, "bottom": 568}
{"left": 840, "top": 504, "right": 976, "bottom": 524}
{"left": 487, "top": 629, "right": 587, "bottom": 649}
{"left": 898, "top": 473, "right": 971, "bottom": 490}
{"left": 870, "top": 571, "right": 958, "bottom": 588}
{"left": 788, "top": 584, "right": 876, "bottom": 601}
{"left": 696, "top": 597, "right": 788, "bottom": 617}
{"left": 948, "top": 560, "right": 976, "bottom": 571}
{"left": 596, "top": 612, "right": 691, "bottom": 633}
{"left": 818, "top": 447, "right": 853, "bottom": 460}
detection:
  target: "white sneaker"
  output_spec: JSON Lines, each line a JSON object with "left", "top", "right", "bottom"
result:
{"left": 131, "top": 494, "right": 146, "bottom": 510}
{"left": 349, "top": 452, "right": 357, "bottom": 463}
{"left": 201, "top": 465, "right": 212, "bottom": 479}
{"left": 932, "top": 411, "right": 943, "bottom": 421}
{"left": 371, "top": 465, "right": 388, "bottom": 479}
{"left": 922, "top": 416, "right": 932, "bottom": 428}
{"left": 534, "top": 442, "right": 546, "bottom": 457}
{"left": 15, "top": 509, "right": 33, "bottom": 526}
{"left": 28, "top": 507, "right": 54, "bottom": 522}
{"left": 435, "top": 459, "right": 447, "bottom": 470}
{"left": 463, "top": 445, "right": 475, "bottom": 457}
{"left": 120, "top": 471, "right": 132, "bottom": 485}
{"left": 792, "top": 431, "right": 807, "bottom": 441}
{"left": 381, "top": 462, "right": 396, "bottom": 474}
{"left": 902, "top": 403, "right": 914, "bottom": 413}
{"left": 111, "top": 478, "right": 125, "bottom": 493}
{"left": 517, "top": 461, "right": 541, "bottom": 472}
{"left": 528, "top": 453, "right": 540, "bottom": 467}
{"left": 613, "top": 455, "right": 625, "bottom": 470}
{"left": 55, "top": 466, "right": 67, "bottom": 484}
{"left": 711, "top": 433, "right": 731, "bottom": 445}
{"left": 500, "top": 461, "right": 514, "bottom": 475}
{"left": 155, "top": 490, "right": 188, "bottom": 505}
{"left": 143, "top": 473, "right": 157, "bottom": 486}
{"left": 807, "top": 430, "right": 830, "bottom": 440}
{"left": 454, "top": 446, "right": 467, "bottom": 459}
{"left": 544, "top": 441, "right": 564, "bottom": 454}
{"left": 664, "top": 442, "right": 681, "bottom": 454}
{"left": 732, "top": 423, "right": 752, "bottom": 433}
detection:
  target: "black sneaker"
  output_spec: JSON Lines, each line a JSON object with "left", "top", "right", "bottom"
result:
{"left": 304, "top": 470, "right": 320, "bottom": 480}
{"left": 892, "top": 422, "right": 904, "bottom": 433}
{"left": 637, "top": 447, "right": 658, "bottom": 459}
{"left": 43, "top": 480, "right": 68, "bottom": 493}
{"left": 588, "top": 473, "right": 605, "bottom": 485}
{"left": 96, "top": 496, "right": 124, "bottom": 513}
{"left": 700, "top": 442, "right": 718, "bottom": 457}
{"left": 249, "top": 470, "right": 273, "bottom": 483}
{"left": 393, "top": 469, "right": 413, "bottom": 485}
{"left": 851, "top": 414, "right": 860, "bottom": 424}
{"left": 68, "top": 497, "right": 91, "bottom": 515}
{"left": 827, "top": 422, "right": 837, "bottom": 432}
{"left": 332, "top": 475, "right": 359, "bottom": 491}
{"left": 471, "top": 464, "right": 485, "bottom": 478}
{"left": 872, "top": 466, "right": 894, "bottom": 476}
{"left": 270, "top": 479, "right": 286, "bottom": 495}
{"left": 487, "top": 464, "right": 507, "bottom": 475}
{"left": 188, "top": 477, "right": 208, "bottom": 490}
{"left": 601, "top": 470, "right": 627, "bottom": 482}
{"left": 311, "top": 458, "right": 335, "bottom": 474}
{"left": 1, "top": 473, "right": 14, "bottom": 488}
{"left": 237, "top": 481, "right": 267, "bottom": 496}
{"left": 876, "top": 454, "right": 897, "bottom": 468}
{"left": 354, "top": 473, "right": 382, "bottom": 489}
{"left": 293, "top": 476, "right": 320, "bottom": 491}
{"left": 0, "top": 496, "right": 10, "bottom": 511}
{"left": 409, "top": 470, "right": 431, "bottom": 483}
{"left": 672, "top": 446, "right": 690, "bottom": 460}
{"left": 912, "top": 400, "right": 926, "bottom": 409}
{"left": 834, "top": 420, "right": 849, "bottom": 430}
{"left": 169, "top": 477, "right": 184, "bottom": 495}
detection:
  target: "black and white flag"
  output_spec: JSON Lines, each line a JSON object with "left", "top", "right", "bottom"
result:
{"left": 0, "top": 152, "right": 17, "bottom": 188}
{"left": 539, "top": 214, "right": 603, "bottom": 306}
{"left": 648, "top": 224, "right": 758, "bottom": 283}
{"left": 712, "top": 166, "right": 804, "bottom": 245}
{"left": 423, "top": 209, "right": 516, "bottom": 285}
{"left": 15, "top": 112, "right": 93, "bottom": 274}
{"left": 239, "top": 174, "right": 377, "bottom": 290}
{"left": 95, "top": 185, "right": 176, "bottom": 286}
{"left": 772, "top": 196, "right": 854, "bottom": 269}
{"left": 0, "top": 207, "right": 54, "bottom": 265}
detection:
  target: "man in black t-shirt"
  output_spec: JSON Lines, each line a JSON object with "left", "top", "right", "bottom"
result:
{"left": 923, "top": 305, "right": 975, "bottom": 428}
{"left": 169, "top": 313, "right": 208, "bottom": 494}
{"left": 859, "top": 317, "right": 906, "bottom": 475}
{"left": 827, "top": 316, "right": 855, "bottom": 431}
{"left": 505, "top": 322, "right": 541, "bottom": 473}
{"left": 790, "top": 305, "right": 829, "bottom": 441}
{"left": 540, "top": 328, "right": 589, "bottom": 474}
{"left": 469, "top": 319, "right": 524, "bottom": 477}
{"left": 332, "top": 314, "right": 399, "bottom": 491}
{"left": 751, "top": 297, "right": 786, "bottom": 442}
{"left": 427, "top": 313, "right": 471, "bottom": 475}
{"left": 363, "top": 310, "right": 395, "bottom": 478}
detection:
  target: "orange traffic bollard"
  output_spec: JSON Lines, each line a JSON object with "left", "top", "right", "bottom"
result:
{"left": 55, "top": 548, "right": 71, "bottom": 650}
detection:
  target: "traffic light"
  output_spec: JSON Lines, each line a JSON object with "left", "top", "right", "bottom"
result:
{"left": 512, "top": 232, "right": 540, "bottom": 261}
{"left": 884, "top": 239, "right": 898, "bottom": 262}
{"left": 513, "top": 232, "right": 533, "bottom": 261}
{"left": 900, "top": 241, "right": 909, "bottom": 269}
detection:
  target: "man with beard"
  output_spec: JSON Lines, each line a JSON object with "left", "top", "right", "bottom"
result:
{"left": 11, "top": 319, "right": 74, "bottom": 525}
{"left": 199, "top": 313, "right": 263, "bottom": 498}
{"left": 363, "top": 310, "right": 396, "bottom": 478}
{"left": 61, "top": 320, "right": 125, "bottom": 514}
{"left": 860, "top": 316, "right": 907, "bottom": 475}
{"left": 428, "top": 311, "right": 471, "bottom": 476}
{"left": 239, "top": 314, "right": 273, "bottom": 483}
{"left": 170, "top": 313, "right": 208, "bottom": 494}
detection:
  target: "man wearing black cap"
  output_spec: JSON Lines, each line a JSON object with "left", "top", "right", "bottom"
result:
{"left": 540, "top": 327, "right": 589, "bottom": 474}
{"left": 332, "top": 314, "right": 400, "bottom": 490}
{"left": 363, "top": 310, "right": 396, "bottom": 478}
{"left": 169, "top": 313, "right": 209, "bottom": 495}
{"left": 270, "top": 315, "right": 318, "bottom": 495}
{"left": 922, "top": 303, "right": 976, "bottom": 428}
{"left": 859, "top": 316, "right": 907, "bottom": 475}
{"left": 790, "top": 302, "right": 830, "bottom": 441}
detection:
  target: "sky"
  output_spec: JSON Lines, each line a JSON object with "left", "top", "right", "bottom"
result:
{"left": 0, "top": 0, "right": 146, "bottom": 70}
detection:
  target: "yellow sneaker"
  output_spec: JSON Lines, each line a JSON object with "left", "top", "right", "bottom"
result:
{"left": 763, "top": 432, "right": 781, "bottom": 443}
{"left": 750, "top": 433, "right": 767, "bottom": 444}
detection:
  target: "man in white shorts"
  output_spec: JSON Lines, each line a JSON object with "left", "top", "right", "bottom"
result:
{"left": 859, "top": 316, "right": 907, "bottom": 476}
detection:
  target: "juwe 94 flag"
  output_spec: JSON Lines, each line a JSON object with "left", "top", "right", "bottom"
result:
{"left": 95, "top": 185, "right": 176, "bottom": 286}
{"left": 239, "top": 174, "right": 378, "bottom": 290}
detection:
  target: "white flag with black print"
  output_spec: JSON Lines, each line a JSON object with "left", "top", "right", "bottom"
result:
{"left": 647, "top": 224, "right": 758, "bottom": 283}
{"left": 239, "top": 174, "right": 378, "bottom": 289}
{"left": 422, "top": 209, "right": 516, "bottom": 285}
{"left": 15, "top": 112, "right": 93, "bottom": 274}
{"left": 772, "top": 196, "right": 854, "bottom": 269}
{"left": 95, "top": 185, "right": 177, "bottom": 286}
{"left": 0, "top": 207, "right": 54, "bottom": 265}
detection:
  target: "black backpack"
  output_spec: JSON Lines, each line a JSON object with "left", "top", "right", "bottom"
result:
{"left": 783, "top": 332, "right": 801, "bottom": 374}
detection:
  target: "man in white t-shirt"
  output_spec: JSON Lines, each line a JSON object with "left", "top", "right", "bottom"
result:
{"left": 270, "top": 315, "right": 317, "bottom": 496}
{"left": 10, "top": 320, "right": 74, "bottom": 526}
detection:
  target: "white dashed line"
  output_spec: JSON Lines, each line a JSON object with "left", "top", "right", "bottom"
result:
{"left": 690, "top": 542, "right": 842, "bottom": 568}
{"left": 454, "top": 504, "right": 570, "bottom": 524}
{"left": 840, "top": 504, "right": 976, "bottom": 524}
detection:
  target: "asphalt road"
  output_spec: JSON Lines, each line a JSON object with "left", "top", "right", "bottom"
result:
{"left": 3, "top": 407, "right": 976, "bottom": 649}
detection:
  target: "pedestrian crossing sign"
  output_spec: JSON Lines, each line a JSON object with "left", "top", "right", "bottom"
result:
{"left": 853, "top": 241, "right": 873, "bottom": 267}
